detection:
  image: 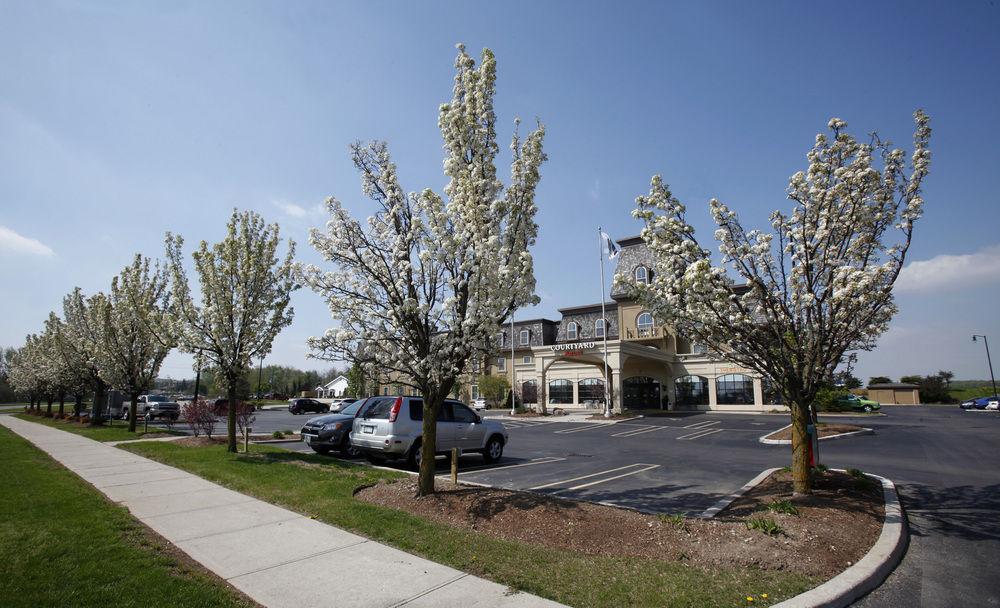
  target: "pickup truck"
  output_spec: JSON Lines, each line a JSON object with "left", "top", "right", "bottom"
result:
{"left": 121, "top": 394, "right": 181, "bottom": 421}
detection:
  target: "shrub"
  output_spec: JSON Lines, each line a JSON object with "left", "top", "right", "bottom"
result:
{"left": 815, "top": 386, "right": 852, "bottom": 412}
{"left": 272, "top": 430, "right": 285, "bottom": 439}
{"left": 181, "top": 399, "right": 217, "bottom": 438}
{"left": 236, "top": 401, "right": 256, "bottom": 435}
{"left": 765, "top": 499, "right": 799, "bottom": 516}
{"left": 746, "top": 516, "right": 784, "bottom": 536}
{"left": 847, "top": 467, "right": 878, "bottom": 492}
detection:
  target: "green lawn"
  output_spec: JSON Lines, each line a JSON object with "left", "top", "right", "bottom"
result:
{"left": 122, "top": 441, "right": 816, "bottom": 608}
{"left": 949, "top": 384, "right": 998, "bottom": 402}
{"left": 0, "top": 426, "right": 256, "bottom": 608}
{"left": 14, "top": 414, "right": 186, "bottom": 442}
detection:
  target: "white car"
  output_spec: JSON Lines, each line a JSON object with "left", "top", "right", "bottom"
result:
{"left": 471, "top": 397, "right": 488, "bottom": 410}
{"left": 327, "top": 398, "right": 356, "bottom": 412}
{"left": 987, "top": 399, "right": 999, "bottom": 411}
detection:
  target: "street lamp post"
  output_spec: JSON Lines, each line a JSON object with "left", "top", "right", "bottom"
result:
{"left": 972, "top": 335, "right": 998, "bottom": 398}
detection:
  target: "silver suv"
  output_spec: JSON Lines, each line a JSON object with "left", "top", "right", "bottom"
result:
{"left": 349, "top": 396, "right": 508, "bottom": 468}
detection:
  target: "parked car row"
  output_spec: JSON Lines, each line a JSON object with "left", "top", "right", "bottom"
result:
{"left": 299, "top": 396, "right": 508, "bottom": 469}
{"left": 960, "top": 396, "right": 999, "bottom": 410}
{"left": 287, "top": 397, "right": 359, "bottom": 415}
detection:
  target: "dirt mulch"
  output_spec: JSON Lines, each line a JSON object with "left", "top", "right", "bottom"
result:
{"left": 355, "top": 469, "right": 882, "bottom": 579}
{"left": 174, "top": 436, "right": 230, "bottom": 448}
{"left": 765, "top": 423, "right": 864, "bottom": 442}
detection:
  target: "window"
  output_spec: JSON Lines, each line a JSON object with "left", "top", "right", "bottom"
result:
{"left": 635, "top": 265, "right": 649, "bottom": 284}
{"left": 522, "top": 355, "right": 532, "bottom": 364}
{"left": 408, "top": 398, "right": 424, "bottom": 421}
{"left": 595, "top": 318, "right": 606, "bottom": 339}
{"left": 470, "top": 384, "right": 480, "bottom": 400}
{"left": 637, "top": 312, "right": 654, "bottom": 335}
{"left": 498, "top": 332, "right": 505, "bottom": 347}
{"left": 521, "top": 380, "right": 538, "bottom": 403}
{"left": 497, "top": 357, "right": 506, "bottom": 372}
{"left": 519, "top": 329, "right": 530, "bottom": 345}
{"left": 675, "top": 375, "right": 709, "bottom": 406}
{"left": 451, "top": 403, "right": 478, "bottom": 423}
{"left": 716, "top": 374, "right": 754, "bottom": 405}
{"left": 578, "top": 378, "right": 606, "bottom": 403}
{"left": 567, "top": 321, "right": 578, "bottom": 340}
{"left": 548, "top": 379, "right": 573, "bottom": 404}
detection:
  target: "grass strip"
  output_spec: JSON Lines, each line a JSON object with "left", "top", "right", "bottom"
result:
{"left": 14, "top": 413, "right": 185, "bottom": 442}
{"left": 0, "top": 426, "right": 256, "bottom": 608}
{"left": 123, "top": 441, "right": 816, "bottom": 607}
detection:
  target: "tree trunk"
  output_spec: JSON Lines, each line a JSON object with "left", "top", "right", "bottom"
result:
{"left": 90, "top": 379, "right": 106, "bottom": 426}
{"left": 46, "top": 398, "right": 53, "bottom": 416}
{"left": 417, "top": 391, "right": 445, "bottom": 496}
{"left": 73, "top": 394, "right": 82, "bottom": 417}
{"left": 226, "top": 384, "right": 238, "bottom": 453}
{"left": 58, "top": 393, "right": 65, "bottom": 416}
{"left": 128, "top": 390, "right": 139, "bottom": 433}
{"left": 790, "top": 401, "right": 812, "bottom": 495}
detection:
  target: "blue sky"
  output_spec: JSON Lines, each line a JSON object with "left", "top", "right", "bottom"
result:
{"left": 2, "top": 1, "right": 999, "bottom": 383}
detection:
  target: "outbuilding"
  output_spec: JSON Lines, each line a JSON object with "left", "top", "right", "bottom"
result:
{"left": 867, "top": 382, "right": 921, "bottom": 405}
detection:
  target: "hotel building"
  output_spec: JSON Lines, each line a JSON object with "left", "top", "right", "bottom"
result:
{"left": 478, "top": 237, "right": 782, "bottom": 413}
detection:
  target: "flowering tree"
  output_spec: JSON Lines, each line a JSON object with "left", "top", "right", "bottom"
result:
{"left": 301, "top": 45, "right": 546, "bottom": 496}
{"left": 40, "top": 313, "right": 91, "bottom": 416}
{"left": 93, "top": 255, "right": 176, "bottom": 432}
{"left": 625, "top": 111, "right": 931, "bottom": 494}
{"left": 166, "top": 209, "right": 297, "bottom": 452}
{"left": 63, "top": 288, "right": 113, "bottom": 425}
{"left": 7, "top": 338, "right": 43, "bottom": 411}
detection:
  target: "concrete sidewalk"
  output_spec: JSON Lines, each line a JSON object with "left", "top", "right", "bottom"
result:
{"left": 0, "top": 416, "right": 566, "bottom": 608}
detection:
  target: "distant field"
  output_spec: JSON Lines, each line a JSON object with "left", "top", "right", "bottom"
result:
{"left": 949, "top": 384, "right": 998, "bottom": 401}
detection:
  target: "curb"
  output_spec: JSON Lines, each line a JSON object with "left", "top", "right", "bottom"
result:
{"left": 772, "top": 470, "right": 907, "bottom": 608}
{"left": 492, "top": 414, "right": 639, "bottom": 425}
{"left": 105, "top": 435, "right": 190, "bottom": 446}
{"left": 699, "top": 467, "right": 780, "bottom": 518}
{"left": 759, "top": 424, "right": 875, "bottom": 445}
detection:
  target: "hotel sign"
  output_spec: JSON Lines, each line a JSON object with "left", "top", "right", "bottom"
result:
{"left": 552, "top": 341, "right": 596, "bottom": 356}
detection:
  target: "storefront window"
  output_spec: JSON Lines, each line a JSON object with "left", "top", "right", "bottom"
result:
{"left": 675, "top": 375, "right": 708, "bottom": 406}
{"left": 578, "top": 378, "right": 605, "bottom": 403}
{"left": 548, "top": 379, "right": 573, "bottom": 404}
{"left": 716, "top": 374, "right": 754, "bottom": 404}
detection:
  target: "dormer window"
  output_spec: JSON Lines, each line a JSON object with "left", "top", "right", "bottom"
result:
{"left": 635, "top": 265, "right": 649, "bottom": 284}
{"left": 519, "top": 329, "right": 530, "bottom": 346}
{"left": 595, "top": 318, "right": 606, "bottom": 339}
{"left": 567, "top": 321, "right": 578, "bottom": 341}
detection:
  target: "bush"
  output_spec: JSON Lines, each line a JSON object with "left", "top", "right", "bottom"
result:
{"left": 815, "top": 386, "right": 851, "bottom": 412}
{"left": 236, "top": 401, "right": 256, "bottom": 435}
{"left": 181, "top": 399, "right": 216, "bottom": 438}
{"left": 272, "top": 430, "right": 285, "bottom": 439}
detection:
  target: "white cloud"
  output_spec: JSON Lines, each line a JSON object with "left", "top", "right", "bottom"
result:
{"left": 896, "top": 244, "right": 1000, "bottom": 293}
{"left": 0, "top": 225, "right": 55, "bottom": 257}
{"left": 273, "top": 200, "right": 307, "bottom": 218}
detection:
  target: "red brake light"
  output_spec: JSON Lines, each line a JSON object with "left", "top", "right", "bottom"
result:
{"left": 388, "top": 397, "right": 402, "bottom": 422}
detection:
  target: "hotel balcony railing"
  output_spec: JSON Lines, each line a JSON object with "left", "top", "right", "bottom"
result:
{"left": 626, "top": 326, "right": 664, "bottom": 339}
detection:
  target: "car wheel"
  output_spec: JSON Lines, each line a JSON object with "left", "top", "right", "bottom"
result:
{"left": 340, "top": 437, "right": 361, "bottom": 458}
{"left": 863, "top": 405, "right": 872, "bottom": 413}
{"left": 483, "top": 436, "right": 504, "bottom": 464}
{"left": 365, "top": 453, "right": 387, "bottom": 465}
{"left": 312, "top": 446, "right": 331, "bottom": 456}
{"left": 406, "top": 439, "right": 423, "bottom": 469}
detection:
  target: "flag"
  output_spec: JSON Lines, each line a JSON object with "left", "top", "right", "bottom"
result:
{"left": 601, "top": 231, "right": 620, "bottom": 259}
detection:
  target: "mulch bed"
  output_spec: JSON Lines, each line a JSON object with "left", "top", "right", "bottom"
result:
{"left": 355, "top": 469, "right": 882, "bottom": 579}
{"left": 766, "top": 423, "right": 864, "bottom": 441}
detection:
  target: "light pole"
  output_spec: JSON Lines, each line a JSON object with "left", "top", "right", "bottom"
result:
{"left": 972, "top": 335, "right": 997, "bottom": 398}
{"left": 510, "top": 314, "right": 516, "bottom": 416}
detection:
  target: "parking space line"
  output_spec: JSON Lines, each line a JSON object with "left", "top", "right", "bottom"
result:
{"left": 454, "top": 456, "right": 567, "bottom": 476}
{"left": 682, "top": 420, "right": 719, "bottom": 430}
{"left": 677, "top": 428, "right": 724, "bottom": 440}
{"left": 611, "top": 425, "right": 664, "bottom": 437}
{"left": 529, "top": 463, "right": 654, "bottom": 490}
{"left": 554, "top": 464, "right": 661, "bottom": 493}
{"left": 553, "top": 423, "right": 608, "bottom": 434}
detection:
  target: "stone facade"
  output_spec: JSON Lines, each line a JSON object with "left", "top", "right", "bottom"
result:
{"left": 556, "top": 306, "right": 619, "bottom": 342}
{"left": 610, "top": 236, "right": 655, "bottom": 298}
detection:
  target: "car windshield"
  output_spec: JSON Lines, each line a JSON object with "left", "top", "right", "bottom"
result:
{"left": 340, "top": 400, "right": 363, "bottom": 416}
{"left": 146, "top": 395, "right": 167, "bottom": 402}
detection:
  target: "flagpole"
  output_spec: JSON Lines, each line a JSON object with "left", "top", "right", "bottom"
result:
{"left": 599, "top": 227, "right": 611, "bottom": 419}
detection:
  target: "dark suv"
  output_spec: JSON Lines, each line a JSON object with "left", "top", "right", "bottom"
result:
{"left": 300, "top": 398, "right": 366, "bottom": 456}
{"left": 289, "top": 398, "right": 328, "bottom": 415}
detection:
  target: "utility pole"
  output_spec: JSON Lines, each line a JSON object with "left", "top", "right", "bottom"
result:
{"left": 972, "top": 335, "right": 997, "bottom": 398}
{"left": 256, "top": 356, "right": 264, "bottom": 401}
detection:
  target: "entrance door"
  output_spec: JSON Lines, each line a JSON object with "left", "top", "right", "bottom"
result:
{"left": 521, "top": 380, "right": 537, "bottom": 404}
{"left": 623, "top": 376, "right": 661, "bottom": 409}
